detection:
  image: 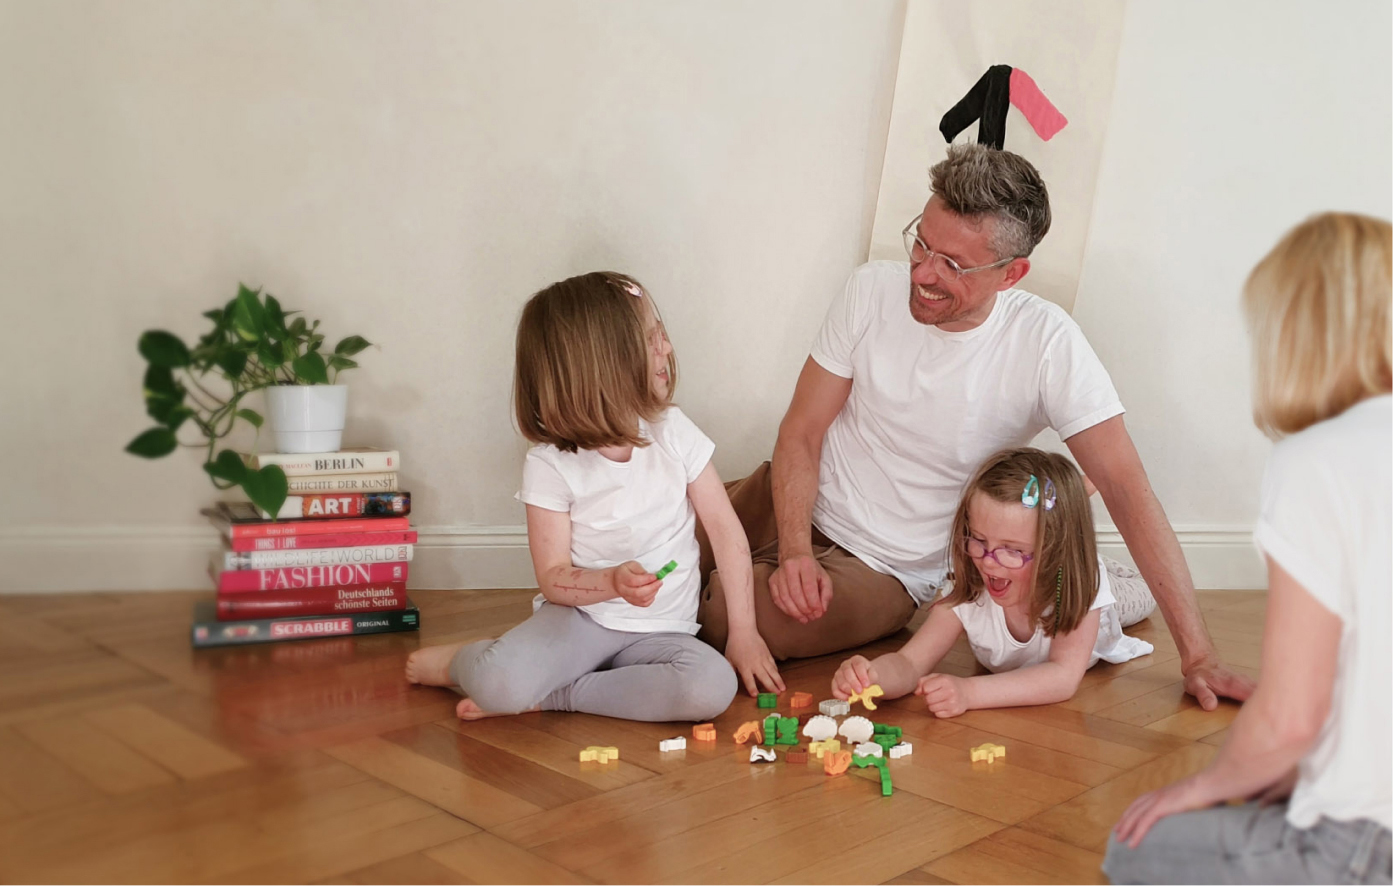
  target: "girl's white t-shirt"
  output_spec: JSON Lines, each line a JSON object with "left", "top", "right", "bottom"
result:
{"left": 951, "top": 576, "right": 1154, "bottom": 672}
{"left": 1253, "top": 395, "right": 1391, "bottom": 831}
{"left": 516, "top": 406, "right": 715, "bottom": 635}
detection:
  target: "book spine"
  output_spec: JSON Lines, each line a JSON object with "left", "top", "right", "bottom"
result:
{"left": 216, "top": 583, "right": 407, "bottom": 620}
{"left": 192, "top": 603, "right": 420, "bottom": 647}
{"left": 264, "top": 492, "right": 412, "bottom": 521}
{"left": 223, "top": 544, "right": 414, "bottom": 571}
{"left": 225, "top": 515, "right": 412, "bottom": 539}
{"left": 229, "top": 530, "right": 418, "bottom": 552}
{"left": 217, "top": 561, "right": 408, "bottom": 593}
{"left": 250, "top": 451, "right": 400, "bottom": 476}
{"left": 286, "top": 472, "right": 398, "bottom": 493}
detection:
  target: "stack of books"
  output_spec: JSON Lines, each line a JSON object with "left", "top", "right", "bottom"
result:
{"left": 190, "top": 447, "right": 422, "bottom": 648}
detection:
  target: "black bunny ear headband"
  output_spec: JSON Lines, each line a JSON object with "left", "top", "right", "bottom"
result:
{"left": 940, "top": 65, "right": 1067, "bottom": 149}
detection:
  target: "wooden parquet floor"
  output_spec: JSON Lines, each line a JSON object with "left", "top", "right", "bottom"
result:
{"left": 0, "top": 588, "right": 1263, "bottom": 884}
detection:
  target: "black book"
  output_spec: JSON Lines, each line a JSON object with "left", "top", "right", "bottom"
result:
{"left": 191, "top": 598, "right": 420, "bottom": 648}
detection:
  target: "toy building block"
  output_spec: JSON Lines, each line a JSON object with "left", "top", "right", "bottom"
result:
{"left": 774, "top": 716, "right": 799, "bottom": 745}
{"left": 757, "top": 692, "right": 778, "bottom": 709}
{"left": 853, "top": 741, "right": 884, "bottom": 758}
{"left": 654, "top": 560, "right": 678, "bottom": 580}
{"left": 579, "top": 745, "right": 619, "bottom": 763}
{"left": 872, "top": 734, "right": 898, "bottom": 752}
{"left": 790, "top": 691, "right": 814, "bottom": 709}
{"left": 810, "top": 738, "right": 842, "bottom": 759}
{"left": 819, "top": 699, "right": 851, "bottom": 717}
{"left": 872, "top": 723, "right": 903, "bottom": 739}
{"left": 786, "top": 747, "right": 808, "bottom": 764}
{"left": 802, "top": 714, "right": 838, "bottom": 743}
{"left": 733, "top": 720, "right": 763, "bottom": 745}
{"left": 888, "top": 742, "right": 913, "bottom": 759}
{"left": 749, "top": 746, "right": 777, "bottom": 763}
{"left": 839, "top": 715, "right": 874, "bottom": 745}
{"left": 762, "top": 714, "right": 782, "bottom": 747}
{"left": 659, "top": 737, "right": 687, "bottom": 753}
{"left": 970, "top": 742, "right": 1006, "bottom": 763}
{"left": 848, "top": 683, "right": 885, "bottom": 711}
{"left": 824, "top": 749, "right": 852, "bottom": 777}
{"left": 693, "top": 723, "right": 717, "bottom": 742}
{"left": 879, "top": 765, "right": 894, "bottom": 796}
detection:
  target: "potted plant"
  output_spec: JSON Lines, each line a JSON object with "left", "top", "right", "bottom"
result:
{"left": 125, "top": 284, "right": 372, "bottom": 518}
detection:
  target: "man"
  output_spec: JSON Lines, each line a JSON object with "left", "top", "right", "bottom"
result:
{"left": 699, "top": 144, "right": 1253, "bottom": 711}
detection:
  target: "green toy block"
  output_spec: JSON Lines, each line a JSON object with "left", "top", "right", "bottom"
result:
{"left": 654, "top": 560, "right": 678, "bottom": 580}
{"left": 872, "top": 734, "right": 898, "bottom": 751}
{"left": 879, "top": 765, "right": 893, "bottom": 796}
{"left": 762, "top": 714, "right": 781, "bottom": 747}
{"left": 774, "top": 716, "right": 799, "bottom": 745}
{"left": 757, "top": 692, "right": 778, "bottom": 708}
{"left": 872, "top": 723, "right": 902, "bottom": 739}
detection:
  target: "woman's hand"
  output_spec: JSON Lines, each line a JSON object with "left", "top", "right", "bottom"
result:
{"left": 915, "top": 673, "right": 971, "bottom": 718}
{"left": 725, "top": 628, "right": 784, "bottom": 696}
{"left": 831, "top": 655, "right": 876, "bottom": 700}
{"left": 1113, "top": 775, "right": 1211, "bottom": 848}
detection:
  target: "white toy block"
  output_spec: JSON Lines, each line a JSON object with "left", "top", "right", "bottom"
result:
{"left": 801, "top": 714, "right": 838, "bottom": 743}
{"left": 889, "top": 742, "right": 913, "bottom": 759}
{"left": 853, "top": 741, "right": 884, "bottom": 758}
{"left": 659, "top": 737, "right": 686, "bottom": 752}
{"left": 819, "top": 699, "right": 850, "bottom": 717}
{"left": 749, "top": 746, "right": 777, "bottom": 763}
{"left": 838, "top": 715, "right": 874, "bottom": 745}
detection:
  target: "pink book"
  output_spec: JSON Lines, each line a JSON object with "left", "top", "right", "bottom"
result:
{"left": 229, "top": 530, "right": 418, "bottom": 553}
{"left": 215, "top": 561, "right": 409, "bottom": 594}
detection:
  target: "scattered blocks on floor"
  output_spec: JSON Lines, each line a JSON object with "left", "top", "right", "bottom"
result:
{"left": 757, "top": 692, "right": 778, "bottom": 708}
{"left": 790, "top": 691, "right": 814, "bottom": 709}
{"left": 853, "top": 741, "right": 884, "bottom": 758}
{"left": 749, "top": 745, "right": 777, "bottom": 763}
{"left": 786, "top": 747, "right": 808, "bottom": 764}
{"left": 819, "top": 699, "right": 850, "bottom": 717}
{"left": 733, "top": 720, "right": 763, "bottom": 745}
{"left": 824, "top": 749, "right": 852, "bottom": 776}
{"left": 810, "top": 738, "right": 842, "bottom": 759}
{"left": 579, "top": 745, "right": 619, "bottom": 764}
{"left": 970, "top": 742, "right": 1006, "bottom": 763}
{"left": 774, "top": 716, "right": 799, "bottom": 745}
{"left": 839, "top": 715, "right": 874, "bottom": 745}
{"left": 762, "top": 714, "right": 782, "bottom": 747}
{"left": 889, "top": 742, "right": 913, "bottom": 759}
{"left": 659, "top": 737, "right": 686, "bottom": 753}
{"left": 848, "top": 683, "right": 885, "bottom": 710}
{"left": 802, "top": 715, "right": 838, "bottom": 742}
{"left": 693, "top": 723, "right": 717, "bottom": 742}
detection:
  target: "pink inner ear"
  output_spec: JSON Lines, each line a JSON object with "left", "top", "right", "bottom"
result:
{"left": 1009, "top": 68, "right": 1068, "bottom": 141}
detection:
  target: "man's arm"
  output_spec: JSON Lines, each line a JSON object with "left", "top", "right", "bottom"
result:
{"left": 769, "top": 357, "right": 852, "bottom": 623}
{"left": 1066, "top": 415, "right": 1255, "bottom": 709}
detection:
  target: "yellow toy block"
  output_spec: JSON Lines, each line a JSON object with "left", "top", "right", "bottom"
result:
{"left": 579, "top": 745, "right": 619, "bottom": 764}
{"left": 810, "top": 738, "right": 842, "bottom": 759}
{"left": 848, "top": 683, "right": 885, "bottom": 711}
{"left": 970, "top": 742, "right": 1006, "bottom": 764}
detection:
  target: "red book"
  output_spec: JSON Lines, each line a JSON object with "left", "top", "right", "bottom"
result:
{"left": 203, "top": 504, "right": 411, "bottom": 539}
{"left": 229, "top": 530, "right": 418, "bottom": 553}
{"left": 215, "top": 582, "right": 407, "bottom": 620}
{"left": 216, "top": 561, "right": 408, "bottom": 593}
{"left": 262, "top": 492, "right": 411, "bottom": 521}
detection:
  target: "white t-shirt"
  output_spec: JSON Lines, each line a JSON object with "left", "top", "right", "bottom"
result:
{"left": 810, "top": 261, "right": 1125, "bottom": 603}
{"left": 1253, "top": 395, "right": 1391, "bottom": 831}
{"left": 951, "top": 579, "right": 1154, "bottom": 672}
{"left": 516, "top": 406, "right": 716, "bottom": 635}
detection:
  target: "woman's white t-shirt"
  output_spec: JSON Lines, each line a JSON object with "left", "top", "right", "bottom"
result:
{"left": 951, "top": 578, "right": 1154, "bottom": 672}
{"left": 516, "top": 406, "right": 715, "bottom": 635}
{"left": 1253, "top": 395, "right": 1391, "bottom": 830}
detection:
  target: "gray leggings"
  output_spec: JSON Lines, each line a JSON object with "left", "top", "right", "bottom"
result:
{"left": 448, "top": 602, "right": 737, "bottom": 722}
{"left": 1104, "top": 801, "right": 1392, "bottom": 884}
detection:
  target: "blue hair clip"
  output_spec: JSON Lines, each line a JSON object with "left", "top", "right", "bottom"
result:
{"left": 1021, "top": 475, "right": 1040, "bottom": 508}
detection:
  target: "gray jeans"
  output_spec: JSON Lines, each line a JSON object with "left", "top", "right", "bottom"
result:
{"left": 1104, "top": 802, "right": 1392, "bottom": 884}
{"left": 448, "top": 602, "right": 737, "bottom": 722}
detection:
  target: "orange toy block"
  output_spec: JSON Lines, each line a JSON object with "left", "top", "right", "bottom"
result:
{"left": 790, "top": 691, "right": 814, "bottom": 709}
{"left": 823, "top": 749, "right": 852, "bottom": 777}
{"left": 733, "top": 720, "right": 763, "bottom": 745}
{"left": 693, "top": 723, "right": 717, "bottom": 742}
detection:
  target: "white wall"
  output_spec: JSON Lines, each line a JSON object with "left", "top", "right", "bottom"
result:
{"left": 0, "top": 1, "right": 905, "bottom": 590}
{"left": 1073, "top": 0, "right": 1392, "bottom": 586}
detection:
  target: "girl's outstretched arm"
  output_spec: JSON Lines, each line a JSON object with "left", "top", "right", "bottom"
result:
{"left": 918, "top": 608, "right": 1098, "bottom": 717}
{"left": 525, "top": 504, "right": 661, "bottom": 608}
{"left": 688, "top": 462, "right": 784, "bottom": 696}
{"left": 833, "top": 602, "right": 964, "bottom": 701}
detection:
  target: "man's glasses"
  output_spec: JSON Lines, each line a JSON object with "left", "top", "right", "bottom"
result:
{"left": 902, "top": 215, "right": 1017, "bottom": 281}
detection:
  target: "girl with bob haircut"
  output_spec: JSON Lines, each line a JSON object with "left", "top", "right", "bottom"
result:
{"left": 1107, "top": 213, "right": 1392, "bottom": 884}
{"left": 831, "top": 447, "right": 1153, "bottom": 717}
{"left": 407, "top": 271, "right": 782, "bottom": 721}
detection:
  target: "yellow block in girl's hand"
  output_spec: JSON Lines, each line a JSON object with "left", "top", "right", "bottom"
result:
{"left": 848, "top": 683, "right": 885, "bottom": 710}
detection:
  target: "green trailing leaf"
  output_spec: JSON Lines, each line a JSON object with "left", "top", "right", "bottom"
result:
{"left": 204, "top": 449, "right": 248, "bottom": 483}
{"left": 241, "top": 465, "right": 288, "bottom": 519}
{"left": 257, "top": 342, "right": 284, "bottom": 368}
{"left": 138, "top": 331, "right": 190, "bottom": 368}
{"left": 264, "top": 294, "right": 286, "bottom": 334}
{"left": 289, "top": 317, "right": 307, "bottom": 336}
{"left": 145, "top": 391, "right": 183, "bottom": 423}
{"left": 126, "top": 427, "right": 178, "bottom": 458}
{"left": 334, "top": 335, "right": 371, "bottom": 356}
{"left": 292, "top": 352, "right": 329, "bottom": 384}
{"left": 164, "top": 405, "right": 194, "bottom": 433}
{"left": 282, "top": 339, "right": 298, "bottom": 365}
{"left": 216, "top": 348, "right": 248, "bottom": 377}
{"left": 231, "top": 286, "right": 265, "bottom": 342}
{"left": 143, "top": 364, "right": 178, "bottom": 396}
{"left": 328, "top": 355, "right": 358, "bottom": 373}
{"left": 235, "top": 408, "right": 263, "bottom": 428}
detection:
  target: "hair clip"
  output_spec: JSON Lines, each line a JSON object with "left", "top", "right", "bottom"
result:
{"left": 1042, "top": 478, "right": 1057, "bottom": 511}
{"left": 623, "top": 281, "right": 643, "bottom": 297}
{"left": 1021, "top": 475, "right": 1040, "bottom": 508}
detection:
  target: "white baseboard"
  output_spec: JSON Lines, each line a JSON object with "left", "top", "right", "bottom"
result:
{"left": 0, "top": 522, "right": 1264, "bottom": 593}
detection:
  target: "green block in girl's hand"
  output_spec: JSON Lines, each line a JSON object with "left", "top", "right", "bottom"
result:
{"left": 654, "top": 560, "right": 678, "bottom": 580}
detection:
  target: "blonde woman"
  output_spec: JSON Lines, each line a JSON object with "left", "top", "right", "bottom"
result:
{"left": 1106, "top": 213, "right": 1392, "bottom": 884}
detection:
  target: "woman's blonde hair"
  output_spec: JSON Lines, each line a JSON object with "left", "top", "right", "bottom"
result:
{"left": 940, "top": 448, "right": 1098, "bottom": 636}
{"left": 513, "top": 271, "right": 677, "bottom": 452}
{"left": 1245, "top": 212, "right": 1392, "bottom": 438}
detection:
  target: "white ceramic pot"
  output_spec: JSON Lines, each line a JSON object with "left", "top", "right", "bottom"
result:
{"left": 264, "top": 384, "right": 348, "bottom": 454}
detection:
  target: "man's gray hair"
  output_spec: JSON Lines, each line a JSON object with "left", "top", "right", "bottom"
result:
{"left": 929, "top": 144, "right": 1051, "bottom": 259}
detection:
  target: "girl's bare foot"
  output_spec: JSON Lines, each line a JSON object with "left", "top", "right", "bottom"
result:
{"left": 405, "top": 642, "right": 466, "bottom": 687}
{"left": 455, "top": 697, "right": 540, "bottom": 721}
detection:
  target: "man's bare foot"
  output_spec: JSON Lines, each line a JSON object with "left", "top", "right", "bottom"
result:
{"left": 405, "top": 642, "right": 466, "bottom": 687}
{"left": 455, "top": 697, "right": 540, "bottom": 721}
